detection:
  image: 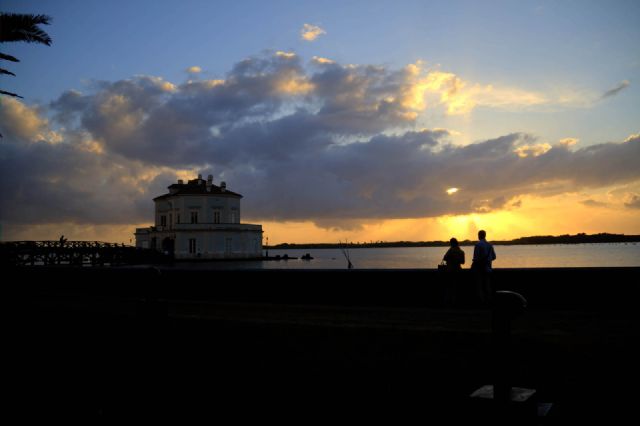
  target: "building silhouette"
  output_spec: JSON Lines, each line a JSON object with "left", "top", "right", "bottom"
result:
{"left": 135, "top": 175, "right": 262, "bottom": 259}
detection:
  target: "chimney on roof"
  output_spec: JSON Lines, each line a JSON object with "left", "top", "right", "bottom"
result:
{"left": 206, "top": 174, "right": 213, "bottom": 192}
{"left": 178, "top": 179, "right": 183, "bottom": 184}
{"left": 220, "top": 181, "right": 226, "bottom": 192}
{"left": 198, "top": 174, "right": 203, "bottom": 181}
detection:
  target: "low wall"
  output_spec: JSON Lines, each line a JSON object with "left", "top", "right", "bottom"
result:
{"left": 10, "top": 266, "right": 640, "bottom": 310}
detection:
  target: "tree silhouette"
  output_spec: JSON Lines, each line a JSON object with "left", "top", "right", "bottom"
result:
{"left": 1, "top": 12, "right": 52, "bottom": 99}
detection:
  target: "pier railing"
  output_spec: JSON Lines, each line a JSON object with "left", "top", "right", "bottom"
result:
{"left": 0, "top": 240, "right": 168, "bottom": 266}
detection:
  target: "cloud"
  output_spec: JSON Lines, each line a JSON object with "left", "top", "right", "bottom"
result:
{"left": 275, "top": 51, "right": 296, "bottom": 59}
{"left": 510, "top": 199, "right": 522, "bottom": 209}
{"left": 601, "top": 80, "right": 630, "bottom": 99}
{"left": 0, "top": 120, "right": 197, "bottom": 226}
{"left": 400, "top": 62, "right": 549, "bottom": 115}
{"left": 41, "top": 54, "right": 586, "bottom": 168}
{"left": 513, "top": 143, "right": 552, "bottom": 158}
{"left": 402, "top": 65, "right": 628, "bottom": 112}
{"left": 2, "top": 52, "right": 640, "bottom": 232}
{"left": 0, "top": 97, "right": 49, "bottom": 141}
{"left": 300, "top": 23, "right": 326, "bottom": 41}
{"left": 625, "top": 133, "right": 639, "bottom": 143}
{"left": 581, "top": 199, "right": 608, "bottom": 208}
{"left": 186, "top": 66, "right": 202, "bottom": 74}
{"left": 311, "top": 56, "right": 335, "bottom": 65}
{"left": 624, "top": 193, "right": 640, "bottom": 209}
{"left": 558, "top": 137, "right": 579, "bottom": 147}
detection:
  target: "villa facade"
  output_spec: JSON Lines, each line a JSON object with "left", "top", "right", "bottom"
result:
{"left": 135, "top": 175, "right": 263, "bottom": 259}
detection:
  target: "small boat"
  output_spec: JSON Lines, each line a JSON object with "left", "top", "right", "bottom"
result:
{"left": 261, "top": 254, "right": 298, "bottom": 260}
{"left": 301, "top": 253, "right": 314, "bottom": 260}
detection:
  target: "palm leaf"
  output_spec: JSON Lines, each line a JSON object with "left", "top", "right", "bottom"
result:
{"left": 0, "top": 13, "right": 52, "bottom": 45}
{"left": 0, "top": 89, "right": 23, "bottom": 98}
{"left": 0, "top": 67, "right": 16, "bottom": 76}
{"left": 0, "top": 52, "right": 20, "bottom": 62}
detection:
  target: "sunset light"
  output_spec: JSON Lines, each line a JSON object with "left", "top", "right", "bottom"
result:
{"left": 0, "top": 0, "right": 638, "bottom": 246}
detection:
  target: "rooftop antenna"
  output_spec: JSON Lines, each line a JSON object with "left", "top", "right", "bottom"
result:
{"left": 339, "top": 240, "right": 354, "bottom": 269}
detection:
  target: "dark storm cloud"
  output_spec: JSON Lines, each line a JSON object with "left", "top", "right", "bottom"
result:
{"left": 1, "top": 52, "right": 640, "bottom": 228}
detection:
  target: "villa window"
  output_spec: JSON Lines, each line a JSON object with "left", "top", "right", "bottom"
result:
{"left": 189, "top": 238, "right": 196, "bottom": 254}
{"left": 213, "top": 210, "right": 221, "bottom": 224}
{"left": 160, "top": 215, "right": 167, "bottom": 227}
{"left": 190, "top": 211, "right": 198, "bottom": 224}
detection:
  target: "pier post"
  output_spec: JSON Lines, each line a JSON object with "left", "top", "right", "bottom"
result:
{"left": 470, "top": 290, "right": 538, "bottom": 419}
{"left": 492, "top": 291, "right": 527, "bottom": 405}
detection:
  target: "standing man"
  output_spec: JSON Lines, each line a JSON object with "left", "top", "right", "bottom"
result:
{"left": 472, "top": 230, "right": 496, "bottom": 305}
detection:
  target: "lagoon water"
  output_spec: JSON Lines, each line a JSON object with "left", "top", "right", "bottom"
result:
{"left": 176, "top": 243, "right": 640, "bottom": 269}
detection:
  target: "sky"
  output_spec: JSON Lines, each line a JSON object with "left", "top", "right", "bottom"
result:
{"left": 1, "top": 0, "right": 639, "bottom": 244}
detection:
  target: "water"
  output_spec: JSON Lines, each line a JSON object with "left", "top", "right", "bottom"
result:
{"left": 174, "top": 243, "right": 640, "bottom": 269}
{"left": 264, "top": 243, "right": 640, "bottom": 269}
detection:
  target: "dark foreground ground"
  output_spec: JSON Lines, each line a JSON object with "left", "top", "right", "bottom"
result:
{"left": 6, "top": 267, "right": 640, "bottom": 423}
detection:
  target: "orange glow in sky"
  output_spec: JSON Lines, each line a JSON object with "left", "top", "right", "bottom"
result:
{"left": 1, "top": 2, "right": 638, "bottom": 245}
{"left": 252, "top": 190, "right": 640, "bottom": 245}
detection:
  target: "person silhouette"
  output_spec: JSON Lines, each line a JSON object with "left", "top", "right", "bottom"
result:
{"left": 442, "top": 237, "right": 465, "bottom": 305}
{"left": 443, "top": 237, "right": 465, "bottom": 270}
{"left": 472, "top": 230, "right": 496, "bottom": 305}
{"left": 59, "top": 235, "right": 66, "bottom": 246}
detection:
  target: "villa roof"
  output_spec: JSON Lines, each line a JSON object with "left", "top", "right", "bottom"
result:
{"left": 153, "top": 178, "right": 242, "bottom": 201}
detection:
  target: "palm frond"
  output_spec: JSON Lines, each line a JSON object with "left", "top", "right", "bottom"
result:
{"left": 0, "top": 13, "right": 53, "bottom": 45}
{"left": 0, "top": 52, "right": 20, "bottom": 62}
{"left": 0, "top": 67, "right": 16, "bottom": 76}
{"left": 0, "top": 89, "right": 23, "bottom": 98}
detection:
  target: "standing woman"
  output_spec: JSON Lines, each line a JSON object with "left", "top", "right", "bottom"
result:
{"left": 442, "top": 238, "right": 465, "bottom": 305}
{"left": 444, "top": 238, "right": 465, "bottom": 270}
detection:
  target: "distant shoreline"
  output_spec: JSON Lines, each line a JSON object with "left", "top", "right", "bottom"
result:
{"left": 268, "top": 232, "right": 640, "bottom": 249}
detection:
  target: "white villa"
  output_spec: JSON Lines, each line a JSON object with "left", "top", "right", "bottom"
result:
{"left": 135, "top": 175, "right": 263, "bottom": 259}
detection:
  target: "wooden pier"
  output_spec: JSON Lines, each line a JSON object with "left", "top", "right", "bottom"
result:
{"left": 0, "top": 240, "right": 167, "bottom": 266}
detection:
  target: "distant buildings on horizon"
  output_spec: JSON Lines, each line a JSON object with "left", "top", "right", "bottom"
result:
{"left": 268, "top": 233, "right": 640, "bottom": 249}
